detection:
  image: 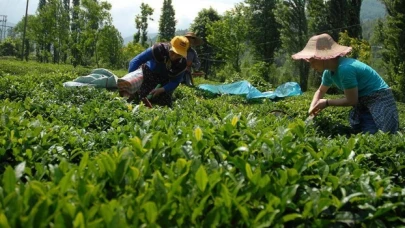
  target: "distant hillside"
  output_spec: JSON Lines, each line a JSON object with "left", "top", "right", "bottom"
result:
{"left": 123, "top": 33, "right": 158, "bottom": 45}
{"left": 360, "top": 0, "right": 387, "bottom": 40}
{"left": 123, "top": 36, "right": 132, "bottom": 45}
{"left": 361, "top": 0, "right": 386, "bottom": 21}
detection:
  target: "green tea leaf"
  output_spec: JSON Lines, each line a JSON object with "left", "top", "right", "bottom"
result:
{"left": 100, "top": 204, "right": 113, "bottom": 224}
{"left": 0, "top": 213, "right": 10, "bottom": 228}
{"left": 194, "top": 127, "right": 203, "bottom": 141}
{"left": 3, "top": 167, "right": 16, "bottom": 194}
{"left": 221, "top": 184, "right": 232, "bottom": 208}
{"left": 130, "top": 137, "right": 146, "bottom": 155}
{"left": 281, "top": 213, "right": 302, "bottom": 223}
{"left": 73, "top": 212, "right": 85, "bottom": 228}
{"left": 143, "top": 201, "right": 158, "bottom": 223}
{"left": 195, "top": 165, "right": 208, "bottom": 192}
{"left": 245, "top": 163, "right": 253, "bottom": 180}
{"left": 130, "top": 167, "right": 140, "bottom": 181}
{"left": 78, "top": 152, "right": 89, "bottom": 173}
{"left": 287, "top": 168, "right": 299, "bottom": 184}
{"left": 114, "top": 157, "right": 129, "bottom": 185}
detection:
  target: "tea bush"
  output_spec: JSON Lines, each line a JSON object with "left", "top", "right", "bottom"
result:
{"left": 1, "top": 60, "right": 404, "bottom": 227}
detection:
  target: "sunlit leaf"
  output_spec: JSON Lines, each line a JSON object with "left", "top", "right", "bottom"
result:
{"left": 195, "top": 165, "right": 208, "bottom": 192}
{"left": 0, "top": 213, "right": 10, "bottom": 228}
{"left": 3, "top": 167, "right": 16, "bottom": 194}
{"left": 245, "top": 163, "right": 253, "bottom": 180}
{"left": 194, "top": 127, "right": 203, "bottom": 141}
{"left": 73, "top": 212, "right": 85, "bottom": 228}
{"left": 143, "top": 202, "right": 158, "bottom": 223}
{"left": 281, "top": 213, "right": 302, "bottom": 223}
{"left": 231, "top": 115, "right": 239, "bottom": 126}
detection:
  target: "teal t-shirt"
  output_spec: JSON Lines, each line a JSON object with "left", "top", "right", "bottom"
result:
{"left": 321, "top": 57, "right": 388, "bottom": 97}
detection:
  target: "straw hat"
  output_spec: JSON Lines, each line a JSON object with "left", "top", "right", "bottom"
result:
{"left": 292, "top": 33, "right": 352, "bottom": 61}
{"left": 170, "top": 36, "right": 189, "bottom": 58}
{"left": 185, "top": 32, "right": 203, "bottom": 46}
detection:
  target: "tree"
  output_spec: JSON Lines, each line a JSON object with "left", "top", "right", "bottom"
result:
{"left": 63, "top": 0, "right": 70, "bottom": 11}
{"left": 42, "top": 0, "right": 71, "bottom": 63}
{"left": 158, "top": 0, "right": 176, "bottom": 42}
{"left": 189, "top": 7, "right": 221, "bottom": 77}
{"left": 378, "top": 0, "right": 405, "bottom": 101}
{"left": 96, "top": 24, "right": 124, "bottom": 68}
{"left": 14, "top": 15, "right": 37, "bottom": 59}
{"left": 62, "top": 0, "right": 71, "bottom": 63}
{"left": 134, "top": 3, "right": 154, "bottom": 46}
{"left": 39, "top": 0, "right": 47, "bottom": 10}
{"left": 71, "top": 0, "right": 82, "bottom": 66}
{"left": 35, "top": 0, "right": 54, "bottom": 62}
{"left": 306, "top": 0, "right": 330, "bottom": 87}
{"left": 327, "top": 0, "right": 362, "bottom": 40}
{"left": 207, "top": 4, "right": 249, "bottom": 73}
{"left": 79, "top": 0, "right": 113, "bottom": 66}
{"left": 307, "top": 0, "right": 330, "bottom": 35}
{"left": 245, "top": 0, "right": 280, "bottom": 64}
{"left": 274, "top": 0, "right": 309, "bottom": 91}
{"left": 347, "top": 0, "right": 362, "bottom": 39}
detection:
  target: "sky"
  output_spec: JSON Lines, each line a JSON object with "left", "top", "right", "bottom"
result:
{"left": 0, "top": 0, "right": 241, "bottom": 38}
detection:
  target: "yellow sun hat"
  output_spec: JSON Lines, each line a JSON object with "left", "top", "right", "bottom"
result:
{"left": 170, "top": 36, "right": 189, "bottom": 58}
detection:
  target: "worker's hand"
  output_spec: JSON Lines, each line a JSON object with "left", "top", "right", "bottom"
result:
{"left": 149, "top": 87, "right": 165, "bottom": 97}
{"left": 308, "top": 99, "right": 328, "bottom": 116}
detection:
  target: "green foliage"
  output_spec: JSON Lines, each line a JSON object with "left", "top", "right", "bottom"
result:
{"left": 122, "top": 42, "right": 146, "bottom": 69}
{"left": 158, "top": 0, "right": 176, "bottom": 42}
{"left": 338, "top": 31, "right": 372, "bottom": 64}
{"left": 211, "top": 63, "right": 236, "bottom": 83}
{"left": 189, "top": 7, "right": 222, "bottom": 77}
{"left": 377, "top": 0, "right": 405, "bottom": 102}
{"left": 244, "top": 0, "right": 280, "bottom": 64}
{"left": 242, "top": 61, "right": 276, "bottom": 91}
{"left": 33, "top": 0, "right": 70, "bottom": 63}
{"left": 307, "top": 0, "right": 330, "bottom": 35}
{"left": 0, "top": 60, "right": 405, "bottom": 227}
{"left": 0, "top": 38, "right": 18, "bottom": 56}
{"left": 134, "top": 3, "right": 154, "bottom": 47}
{"left": 96, "top": 25, "right": 124, "bottom": 69}
{"left": 274, "top": 0, "right": 309, "bottom": 91}
{"left": 207, "top": 4, "right": 249, "bottom": 73}
{"left": 0, "top": 59, "right": 91, "bottom": 77}
{"left": 78, "top": 0, "right": 113, "bottom": 66}
{"left": 327, "top": 0, "right": 362, "bottom": 40}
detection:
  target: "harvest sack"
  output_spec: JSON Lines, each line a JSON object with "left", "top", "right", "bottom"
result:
{"left": 117, "top": 68, "right": 144, "bottom": 97}
{"left": 63, "top": 68, "right": 118, "bottom": 88}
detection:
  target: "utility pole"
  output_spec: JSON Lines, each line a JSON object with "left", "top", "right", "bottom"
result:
{"left": 0, "top": 15, "right": 7, "bottom": 41}
{"left": 21, "top": 0, "right": 29, "bottom": 61}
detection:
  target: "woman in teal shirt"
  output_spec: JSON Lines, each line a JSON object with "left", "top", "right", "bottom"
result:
{"left": 292, "top": 33, "right": 399, "bottom": 134}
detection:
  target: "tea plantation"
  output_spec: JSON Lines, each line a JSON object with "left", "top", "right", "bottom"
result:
{"left": 1, "top": 60, "right": 405, "bottom": 227}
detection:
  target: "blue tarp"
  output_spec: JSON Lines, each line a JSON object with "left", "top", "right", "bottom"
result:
{"left": 198, "top": 81, "right": 302, "bottom": 100}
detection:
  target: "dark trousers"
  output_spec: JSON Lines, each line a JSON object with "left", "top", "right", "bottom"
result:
{"left": 181, "top": 71, "right": 194, "bottom": 87}
{"left": 139, "top": 65, "right": 173, "bottom": 107}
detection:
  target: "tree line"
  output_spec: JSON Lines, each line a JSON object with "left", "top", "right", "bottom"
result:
{"left": 0, "top": 0, "right": 404, "bottom": 100}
